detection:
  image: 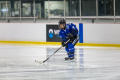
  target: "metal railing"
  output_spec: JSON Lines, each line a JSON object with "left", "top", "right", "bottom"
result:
{"left": 0, "top": 0, "right": 119, "bottom": 23}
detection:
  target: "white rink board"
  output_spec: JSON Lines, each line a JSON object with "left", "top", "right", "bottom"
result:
{"left": 83, "top": 24, "right": 120, "bottom": 44}
{"left": 1, "top": 23, "right": 120, "bottom": 44}
{"left": 0, "top": 23, "right": 79, "bottom": 42}
{"left": 0, "top": 23, "right": 46, "bottom": 42}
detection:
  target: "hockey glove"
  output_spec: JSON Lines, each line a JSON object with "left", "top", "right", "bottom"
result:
{"left": 67, "top": 33, "right": 74, "bottom": 40}
{"left": 62, "top": 41, "right": 66, "bottom": 47}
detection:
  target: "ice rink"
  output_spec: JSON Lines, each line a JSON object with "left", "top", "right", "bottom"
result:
{"left": 0, "top": 44, "right": 120, "bottom": 80}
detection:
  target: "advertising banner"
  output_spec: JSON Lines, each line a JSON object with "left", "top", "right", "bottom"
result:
{"left": 46, "top": 25, "right": 62, "bottom": 42}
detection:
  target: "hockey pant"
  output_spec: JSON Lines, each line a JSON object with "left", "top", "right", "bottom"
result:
{"left": 65, "top": 35, "right": 79, "bottom": 58}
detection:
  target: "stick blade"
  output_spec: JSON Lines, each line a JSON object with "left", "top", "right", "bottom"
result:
{"left": 35, "top": 60, "right": 43, "bottom": 64}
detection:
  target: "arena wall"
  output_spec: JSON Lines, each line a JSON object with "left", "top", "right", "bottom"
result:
{"left": 83, "top": 24, "right": 120, "bottom": 44}
{"left": 0, "top": 23, "right": 120, "bottom": 47}
{"left": 0, "top": 23, "right": 79, "bottom": 42}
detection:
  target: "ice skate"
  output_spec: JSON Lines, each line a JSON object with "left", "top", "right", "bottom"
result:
{"left": 65, "top": 57, "right": 70, "bottom": 60}
{"left": 70, "top": 56, "right": 74, "bottom": 60}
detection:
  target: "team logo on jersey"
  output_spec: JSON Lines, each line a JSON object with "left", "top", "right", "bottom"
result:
{"left": 48, "top": 29, "right": 54, "bottom": 38}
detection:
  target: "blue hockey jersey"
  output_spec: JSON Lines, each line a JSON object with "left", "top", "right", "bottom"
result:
{"left": 59, "top": 23, "right": 78, "bottom": 41}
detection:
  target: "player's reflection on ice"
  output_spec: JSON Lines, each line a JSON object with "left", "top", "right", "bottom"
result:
{"left": 44, "top": 47, "right": 84, "bottom": 71}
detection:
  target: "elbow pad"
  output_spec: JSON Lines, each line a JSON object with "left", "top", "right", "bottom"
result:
{"left": 72, "top": 29, "right": 78, "bottom": 34}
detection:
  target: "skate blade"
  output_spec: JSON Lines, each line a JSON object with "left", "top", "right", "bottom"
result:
{"left": 64, "top": 59, "right": 76, "bottom": 63}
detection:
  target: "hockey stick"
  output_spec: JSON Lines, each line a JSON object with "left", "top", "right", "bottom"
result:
{"left": 35, "top": 39, "right": 70, "bottom": 64}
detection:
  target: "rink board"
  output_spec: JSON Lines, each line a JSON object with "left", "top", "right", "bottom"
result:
{"left": 0, "top": 41, "right": 120, "bottom": 47}
{"left": 0, "top": 23, "right": 120, "bottom": 47}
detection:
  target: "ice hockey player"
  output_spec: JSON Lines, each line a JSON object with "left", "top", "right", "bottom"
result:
{"left": 58, "top": 19, "right": 79, "bottom": 60}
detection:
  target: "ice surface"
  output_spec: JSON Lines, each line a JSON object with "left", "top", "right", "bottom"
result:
{"left": 0, "top": 44, "right": 120, "bottom": 80}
